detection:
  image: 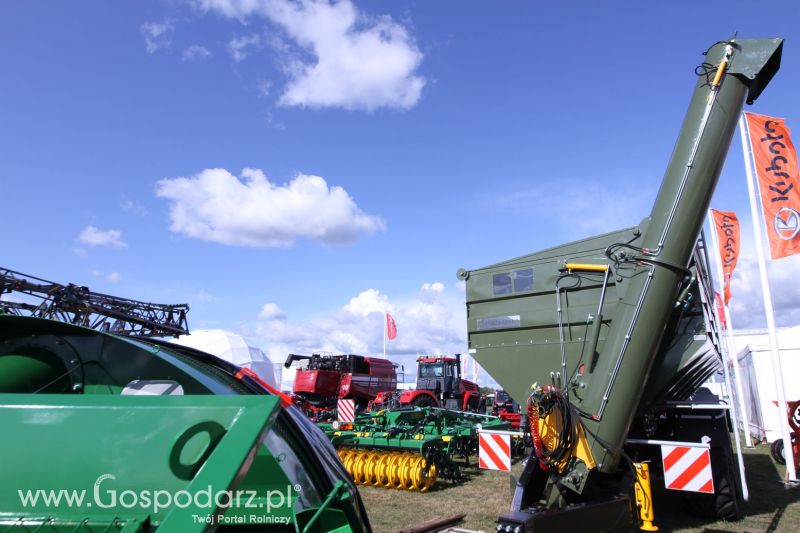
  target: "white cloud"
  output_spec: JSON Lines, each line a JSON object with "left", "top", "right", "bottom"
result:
{"left": 255, "top": 282, "right": 470, "bottom": 384}
{"left": 91, "top": 270, "right": 121, "bottom": 283}
{"left": 122, "top": 200, "right": 148, "bottom": 216}
{"left": 343, "top": 288, "right": 388, "bottom": 317}
{"left": 726, "top": 254, "right": 800, "bottom": 329}
{"left": 78, "top": 226, "right": 128, "bottom": 249}
{"left": 228, "top": 33, "right": 261, "bottom": 62}
{"left": 155, "top": 167, "right": 384, "bottom": 246}
{"left": 421, "top": 282, "right": 444, "bottom": 295}
{"left": 194, "top": 0, "right": 426, "bottom": 111}
{"left": 492, "top": 179, "right": 657, "bottom": 240}
{"left": 190, "top": 289, "right": 217, "bottom": 303}
{"left": 259, "top": 302, "right": 286, "bottom": 320}
{"left": 141, "top": 20, "right": 174, "bottom": 53}
{"left": 257, "top": 79, "right": 273, "bottom": 97}
{"left": 182, "top": 44, "right": 212, "bottom": 62}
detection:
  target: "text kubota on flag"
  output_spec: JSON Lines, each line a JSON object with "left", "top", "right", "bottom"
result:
{"left": 710, "top": 209, "right": 740, "bottom": 304}
{"left": 745, "top": 112, "right": 800, "bottom": 259}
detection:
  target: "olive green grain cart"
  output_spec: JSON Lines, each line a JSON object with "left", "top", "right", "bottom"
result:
{"left": 459, "top": 37, "right": 783, "bottom": 532}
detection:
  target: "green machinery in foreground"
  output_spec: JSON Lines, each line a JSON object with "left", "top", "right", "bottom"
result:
{"left": 459, "top": 37, "right": 783, "bottom": 531}
{"left": 321, "top": 407, "right": 511, "bottom": 492}
{"left": 0, "top": 315, "right": 371, "bottom": 532}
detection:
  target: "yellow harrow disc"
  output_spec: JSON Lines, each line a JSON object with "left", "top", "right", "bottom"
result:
{"left": 336, "top": 449, "right": 437, "bottom": 492}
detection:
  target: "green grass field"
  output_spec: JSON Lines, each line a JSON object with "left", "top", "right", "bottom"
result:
{"left": 359, "top": 441, "right": 800, "bottom": 533}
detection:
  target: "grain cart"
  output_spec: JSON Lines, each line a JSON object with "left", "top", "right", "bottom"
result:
{"left": 0, "top": 315, "right": 371, "bottom": 532}
{"left": 458, "top": 37, "right": 783, "bottom": 531}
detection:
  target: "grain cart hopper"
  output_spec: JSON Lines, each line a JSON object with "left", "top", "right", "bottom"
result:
{"left": 458, "top": 37, "right": 783, "bottom": 531}
{"left": 0, "top": 315, "right": 371, "bottom": 532}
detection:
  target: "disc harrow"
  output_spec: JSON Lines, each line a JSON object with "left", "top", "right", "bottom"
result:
{"left": 337, "top": 449, "right": 437, "bottom": 492}
{"left": 322, "top": 406, "right": 512, "bottom": 492}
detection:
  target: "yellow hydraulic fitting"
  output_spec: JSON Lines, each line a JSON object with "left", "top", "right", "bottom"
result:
{"left": 634, "top": 462, "right": 658, "bottom": 531}
{"left": 563, "top": 262, "right": 609, "bottom": 273}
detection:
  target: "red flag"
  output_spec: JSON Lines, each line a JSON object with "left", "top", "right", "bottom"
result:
{"left": 386, "top": 313, "right": 397, "bottom": 340}
{"left": 710, "top": 209, "right": 740, "bottom": 304}
{"left": 745, "top": 112, "right": 800, "bottom": 259}
{"left": 715, "top": 291, "right": 728, "bottom": 330}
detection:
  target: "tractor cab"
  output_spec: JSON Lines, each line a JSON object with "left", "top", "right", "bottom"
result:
{"left": 416, "top": 355, "right": 462, "bottom": 398}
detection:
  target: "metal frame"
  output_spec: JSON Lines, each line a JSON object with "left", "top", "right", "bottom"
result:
{"left": 0, "top": 267, "right": 189, "bottom": 337}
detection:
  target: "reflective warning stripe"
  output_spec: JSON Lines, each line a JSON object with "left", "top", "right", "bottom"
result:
{"left": 337, "top": 399, "right": 355, "bottom": 422}
{"left": 479, "top": 432, "right": 511, "bottom": 472}
{"left": 661, "top": 444, "right": 714, "bottom": 494}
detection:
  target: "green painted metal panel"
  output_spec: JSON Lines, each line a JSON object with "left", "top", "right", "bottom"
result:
{"left": 0, "top": 394, "right": 280, "bottom": 531}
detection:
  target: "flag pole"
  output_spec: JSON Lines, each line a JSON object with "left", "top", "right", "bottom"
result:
{"left": 706, "top": 213, "right": 751, "bottom": 501}
{"left": 707, "top": 211, "right": 754, "bottom": 448}
{"left": 383, "top": 313, "right": 386, "bottom": 359}
{"left": 739, "top": 114, "right": 797, "bottom": 482}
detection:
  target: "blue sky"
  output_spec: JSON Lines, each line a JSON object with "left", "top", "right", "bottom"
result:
{"left": 2, "top": 1, "right": 800, "bottom": 385}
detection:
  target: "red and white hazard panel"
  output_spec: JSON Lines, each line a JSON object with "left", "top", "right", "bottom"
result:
{"left": 479, "top": 432, "right": 511, "bottom": 472}
{"left": 660, "top": 444, "right": 714, "bottom": 493}
{"left": 337, "top": 399, "right": 355, "bottom": 422}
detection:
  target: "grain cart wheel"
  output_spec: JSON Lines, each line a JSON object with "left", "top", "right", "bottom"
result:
{"left": 678, "top": 411, "right": 742, "bottom": 521}
{"left": 771, "top": 439, "right": 786, "bottom": 465}
{"left": 770, "top": 434, "right": 797, "bottom": 465}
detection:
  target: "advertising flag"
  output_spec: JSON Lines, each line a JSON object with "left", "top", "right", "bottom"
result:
{"left": 714, "top": 291, "right": 727, "bottom": 330}
{"left": 745, "top": 112, "right": 800, "bottom": 259}
{"left": 386, "top": 313, "right": 397, "bottom": 340}
{"left": 710, "top": 209, "right": 740, "bottom": 304}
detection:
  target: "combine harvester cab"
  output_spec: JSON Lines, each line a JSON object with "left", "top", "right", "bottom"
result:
{"left": 459, "top": 37, "right": 783, "bottom": 532}
{"left": 0, "top": 316, "right": 371, "bottom": 532}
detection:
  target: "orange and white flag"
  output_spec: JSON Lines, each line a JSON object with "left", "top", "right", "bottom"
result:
{"left": 710, "top": 209, "right": 740, "bottom": 304}
{"left": 745, "top": 112, "right": 800, "bottom": 259}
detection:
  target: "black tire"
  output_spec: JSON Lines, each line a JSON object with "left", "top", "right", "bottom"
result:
{"left": 477, "top": 397, "right": 487, "bottom": 414}
{"left": 466, "top": 395, "right": 480, "bottom": 412}
{"left": 680, "top": 443, "right": 742, "bottom": 520}
{"left": 411, "top": 394, "right": 436, "bottom": 408}
{"left": 675, "top": 409, "right": 742, "bottom": 521}
{"left": 771, "top": 438, "right": 787, "bottom": 465}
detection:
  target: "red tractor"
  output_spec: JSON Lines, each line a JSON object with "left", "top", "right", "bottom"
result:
{"left": 492, "top": 389, "right": 521, "bottom": 430}
{"left": 285, "top": 353, "right": 397, "bottom": 420}
{"left": 372, "top": 353, "right": 484, "bottom": 412}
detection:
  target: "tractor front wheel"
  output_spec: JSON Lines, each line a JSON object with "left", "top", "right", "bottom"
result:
{"left": 411, "top": 394, "right": 436, "bottom": 408}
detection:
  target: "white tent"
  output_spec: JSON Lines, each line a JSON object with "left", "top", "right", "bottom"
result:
{"left": 171, "top": 329, "right": 279, "bottom": 388}
{"left": 707, "top": 326, "right": 800, "bottom": 443}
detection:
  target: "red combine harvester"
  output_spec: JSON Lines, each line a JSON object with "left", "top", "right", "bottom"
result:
{"left": 372, "top": 353, "right": 484, "bottom": 412}
{"left": 284, "top": 353, "right": 397, "bottom": 420}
